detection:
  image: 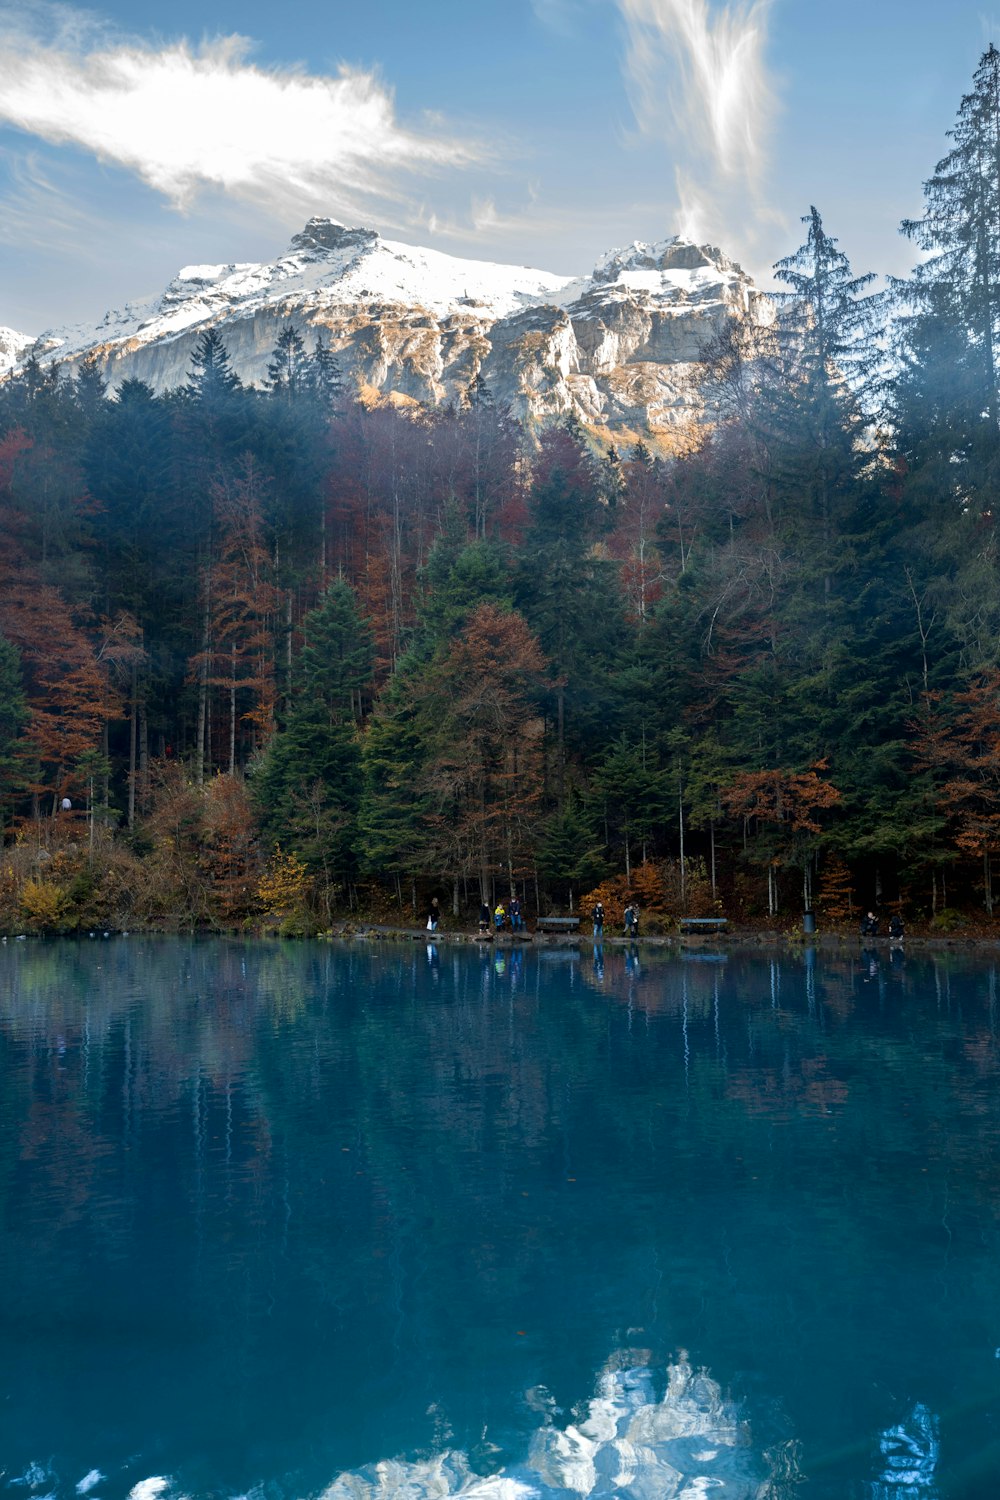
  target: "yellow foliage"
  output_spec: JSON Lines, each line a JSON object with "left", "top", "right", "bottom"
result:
{"left": 257, "top": 847, "right": 311, "bottom": 916}
{"left": 20, "top": 878, "right": 67, "bottom": 930}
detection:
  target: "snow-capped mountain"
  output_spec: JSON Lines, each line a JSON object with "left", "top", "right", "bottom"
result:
{"left": 9, "top": 219, "right": 766, "bottom": 441}
{"left": 0, "top": 325, "right": 33, "bottom": 377}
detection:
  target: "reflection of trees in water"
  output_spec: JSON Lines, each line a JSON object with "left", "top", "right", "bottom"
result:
{"left": 0, "top": 938, "right": 990, "bottom": 1492}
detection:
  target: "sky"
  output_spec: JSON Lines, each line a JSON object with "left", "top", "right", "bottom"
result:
{"left": 1, "top": 0, "right": 999, "bottom": 334}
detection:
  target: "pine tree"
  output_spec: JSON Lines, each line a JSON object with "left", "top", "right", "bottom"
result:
{"left": 252, "top": 581, "right": 374, "bottom": 908}
{"left": 186, "top": 328, "right": 243, "bottom": 403}
{"left": 74, "top": 355, "right": 108, "bottom": 420}
{"left": 0, "top": 631, "right": 28, "bottom": 831}
{"left": 898, "top": 45, "right": 1000, "bottom": 469}
{"left": 359, "top": 658, "right": 432, "bottom": 894}
{"left": 765, "top": 207, "right": 886, "bottom": 569}
{"left": 591, "top": 733, "right": 667, "bottom": 877}
{"left": 536, "top": 796, "right": 607, "bottom": 909}
{"left": 265, "top": 325, "right": 309, "bottom": 402}
{"left": 515, "top": 424, "right": 623, "bottom": 802}
{"left": 308, "top": 333, "right": 344, "bottom": 408}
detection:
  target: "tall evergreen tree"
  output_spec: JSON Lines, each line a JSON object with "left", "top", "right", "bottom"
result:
{"left": 252, "top": 581, "right": 374, "bottom": 906}
{"left": 898, "top": 44, "right": 1000, "bottom": 460}
{"left": 308, "top": 334, "right": 345, "bottom": 408}
{"left": 765, "top": 207, "right": 885, "bottom": 569}
{"left": 265, "top": 325, "right": 309, "bottom": 402}
{"left": 0, "top": 631, "right": 29, "bottom": 830}
{"left": 186, "top": 328, "right": 243, "bottom": 404}
{"left": 515, "top": 424, "right": 623, "bottom": 801}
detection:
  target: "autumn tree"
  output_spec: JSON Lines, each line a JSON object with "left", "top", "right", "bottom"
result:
{"left": 420, "top": 603, "right": 549, "bottom": 901}
{"left": 721, "top": 761, "right": 841, "bottom": 915}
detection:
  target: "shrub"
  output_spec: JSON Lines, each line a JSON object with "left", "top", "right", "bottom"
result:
{"left": 20, "top": 877, "right": 67, "bottom": 931}
{"left": 257, "top": 847, "right": 313, "bottom": 922}
{"left": 929, "top": 907, "right": 966, "bottom": 932}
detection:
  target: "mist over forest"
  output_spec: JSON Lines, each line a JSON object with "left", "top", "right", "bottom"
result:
{"left": 4, "top": 48, "right": 1000, "bottom": 935}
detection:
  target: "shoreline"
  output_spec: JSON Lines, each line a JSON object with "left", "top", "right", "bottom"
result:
{"left": 6, "top": 921, "right": 1000, "bottom": 953}
{"left": 320, "top": 921, "right": 1000, "bottom": 954}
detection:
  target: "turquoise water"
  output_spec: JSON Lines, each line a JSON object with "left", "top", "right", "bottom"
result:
{"left": 1, "top": 938, "right": 999, "bottom": 1498}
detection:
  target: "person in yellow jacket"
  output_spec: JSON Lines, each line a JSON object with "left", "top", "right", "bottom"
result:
{"left": 494, "top": 901, "right": 507, "bottom": 931}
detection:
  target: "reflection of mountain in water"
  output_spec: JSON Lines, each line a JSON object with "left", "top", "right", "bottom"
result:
{"left": 321, "top": 1355, "right": 795, "bottom": 1500}
{"left": 874, "top": 1404, "right": 939, "bottom": 1496}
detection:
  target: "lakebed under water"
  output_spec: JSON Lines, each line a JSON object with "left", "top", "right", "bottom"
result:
{"left": 1, "top": 936, "right": 998, "bottom": 1498}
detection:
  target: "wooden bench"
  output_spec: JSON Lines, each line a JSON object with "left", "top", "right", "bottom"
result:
{"left": 679, "top": 916, "right": 728, "bottom": 934}
{"left": 536, "top": 915, "right": 581, "bottom": 933}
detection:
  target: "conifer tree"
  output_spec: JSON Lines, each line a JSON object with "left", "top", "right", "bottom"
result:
{"left": 892, "top": 43, "right": 1000, "bottom": 673}
{"left": 74, "top": 355, "right": 108, "bottom": 419}
{"left": 253, "top": 581, "right": 374, "bottom": 907}
{"left": 0, "top": 631, "right": 28, "bottom": 830}
{"left": 308, "top": 333, "right": 344, "bottom": 408}
{"left": 515, "top": 424, "right": 622, "bottom": 802}
{"left": 359, "top": 658, "right": 433, "bottom": 899}
{"left": 765, "top": 207, "right": 885, "bottom": 570}
{"left": 186, "top": 328, "right": 243, "bottom": 403}
{"left": 265, "top": 324, "right": 309, "bottom": 402}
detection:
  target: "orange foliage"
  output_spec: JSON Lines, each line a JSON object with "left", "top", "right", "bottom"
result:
{"left": 581, "top": 861, "right": 673, "bottom": 930}
{"left": 0, "top": 429, "right": 122, "bottom": 807}
{"left": 721, "top": 760, "right": 840, "bottom": 835}
{"left": 424, "top": 604, "right": 549, "bottom": 881}
{"left": 914, "top": 673, "right": 1000, "bottom": 860}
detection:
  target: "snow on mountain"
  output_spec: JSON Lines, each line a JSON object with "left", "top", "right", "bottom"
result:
{"left": 8, "top": 219, "right": 767, "bottom": 443}
{"left": 0, "top": 325, "right": 34, "bottom": 377}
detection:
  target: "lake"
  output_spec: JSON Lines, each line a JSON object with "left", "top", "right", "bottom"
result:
{"left": 1, "top": 936, "right": 998, "bottom": 1498}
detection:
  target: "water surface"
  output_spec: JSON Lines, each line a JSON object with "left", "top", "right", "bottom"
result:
{"left": 1, "top": 937, "right": 998, "bottom": 1498}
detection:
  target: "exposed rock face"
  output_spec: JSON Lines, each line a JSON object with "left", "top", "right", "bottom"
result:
{"left": 10, "top": 220, "right": 766, "bottom": 443}
{"left": 0, "top": 325, "right": 33, "bottom": 377}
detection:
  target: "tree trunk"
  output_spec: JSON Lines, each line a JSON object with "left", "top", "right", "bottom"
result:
{"left": 285, "top": 590, "right": 294, "bottom": 711}
{"left": 128, "top": 659, "right": 138, "bottom": 831}
{"left": 229, "top": 643, "right": 237, "bottom": 775}
{"left": 986, "top": 849, "right": 993, "bottom": 916}
{"left": 139, "top": 704, "right": 149, "bottom": 815}
{"left": 678, "top": 776, "right": 686, "bottom": 909}
{"left": 195, "top": 576, "right": 211, "bottom": 786}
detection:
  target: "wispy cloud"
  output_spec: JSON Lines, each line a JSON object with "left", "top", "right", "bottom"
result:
{"left": 0, "top": 6, "right": 487, "bottom": 225}
{"left": 614, "top": 0, "right": 778, "bottom": 254}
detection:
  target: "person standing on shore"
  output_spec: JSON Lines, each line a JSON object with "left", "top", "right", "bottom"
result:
{"left": 592, "top": 900, "right": 605, "bottom": 939}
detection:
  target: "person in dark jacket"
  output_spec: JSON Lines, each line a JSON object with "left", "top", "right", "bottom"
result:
{"left": 860, "top": 910, "right": 879, "bottom": 937}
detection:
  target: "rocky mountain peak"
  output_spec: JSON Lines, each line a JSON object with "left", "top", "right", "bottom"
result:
{"left": 2, "top": 223, "right": 766, "bottom": 447}
{"left": 592, "top": 236, "right": 739, "bottom": 286}
{"left": 286, "top": 218, "right": 382, "bottom": 260}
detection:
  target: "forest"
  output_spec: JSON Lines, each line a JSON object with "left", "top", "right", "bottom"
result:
{"left": 4, "top": 48, "right": 1000, "bottom": 935}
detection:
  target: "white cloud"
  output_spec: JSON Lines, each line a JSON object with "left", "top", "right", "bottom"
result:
{"left": 614, "top": 0, "right": 779, "bottom": 253}
{"left": 0, "top": 8, "right": 486, "bottom": 224}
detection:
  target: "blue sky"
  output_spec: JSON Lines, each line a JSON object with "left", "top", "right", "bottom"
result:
{"left": 1, "top": 0, "right": 998, "bottom": 333}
